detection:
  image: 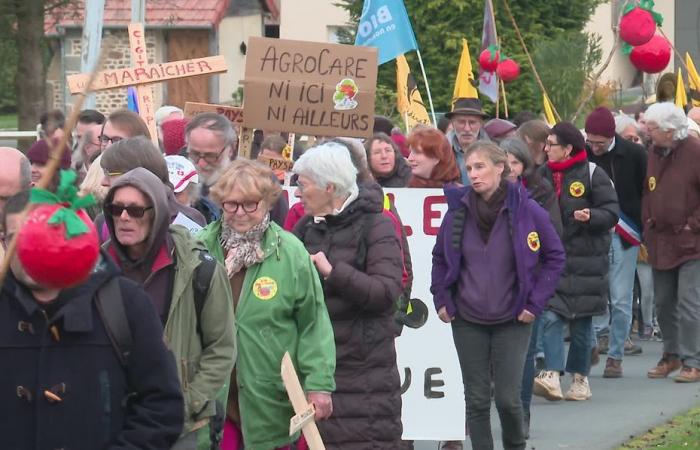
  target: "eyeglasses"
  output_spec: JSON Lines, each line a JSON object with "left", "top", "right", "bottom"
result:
{"left": 545, "top": 141, "right": 562, "bottom": 148}
{"left": 188, "top": 146, "right": 227, "bottom": 165}
{"left": 105, "top": 203, "right": 154, "bottom": 218}
{"left": 98, "top": 135, "right": 124, "bottom": 146}
{"left": 222, "top": 200, "right": 259, "bottom": 214}
{"left": 624, "top": 135, "right": 641, "bottom": 143}
{"left": 586, "top": 139, "right": 609, "bottom": 148}
{"left": 103, "top": 169, "right": 124, "bottom": 178}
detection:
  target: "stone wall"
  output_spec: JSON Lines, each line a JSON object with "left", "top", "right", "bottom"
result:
{"left": 48, "top": 28, "right": 162, "bottom": 114}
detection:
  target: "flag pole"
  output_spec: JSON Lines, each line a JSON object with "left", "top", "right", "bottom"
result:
{"left": 500, "top": 78, "right": 509, "bottom": 117}
{"left": 415, "top": 49, "right": 437, "bottom": 126}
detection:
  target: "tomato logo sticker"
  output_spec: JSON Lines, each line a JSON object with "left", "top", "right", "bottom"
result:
{"left": 253, "top": 277, "right": 277, "bottom": 301}
{"left": 648, "top": 176, "right": 656, "bottom": 192}
{"left": 527, "top": 231, "right": 540, "bottom": 252}
{"left": 569, "top": 181, "right": 585, "bottom": 198}
{"left": 333, "top": 78, "right": 359, "bottom": 110}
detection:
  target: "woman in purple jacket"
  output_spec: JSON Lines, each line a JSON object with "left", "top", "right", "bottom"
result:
{"left": 431, "top": 141, "right": 565, "bottom": 450}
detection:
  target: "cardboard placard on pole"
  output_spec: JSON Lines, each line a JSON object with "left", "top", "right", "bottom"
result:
{"left": 184, "top": 102, "right": 244, "bottom": 125}
{"left": 242, "top": 37, "right": 378, "bottom": 139}
{"left": 238, "top": 127, "right": 254, "bottom": 159}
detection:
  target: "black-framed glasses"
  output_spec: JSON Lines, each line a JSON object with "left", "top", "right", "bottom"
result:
{"left": 98, "top": 135, "right": 124, "bottom": 146}
{"left": 586, "top": 139, "right": 609, "bottom": 147}
{"left": 222, "top": 200, "right": 259, "bottom": 214}
{"left": 188, "top": 146, "right": 227, "bottom": 164}
{"left": 105, "top": 203, "right": 154, "bottom": 218}
{"left": 545, "top": 141, "right": 562, "bottom": 148}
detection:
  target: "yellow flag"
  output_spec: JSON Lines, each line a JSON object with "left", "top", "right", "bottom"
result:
{"left": 396, "top": 54, "right": 431, "bottom": 130}
{"left": 686, "top": 53, "right": 700, "bottom": 107}
{"left": 543, "top": 94, "right": 557, "bottom": 126}
{"left": 453, "top": 38, "right": 479, "bottom": 102}
{"left": 676, "top": 68, "right": 688, "bottom": 109}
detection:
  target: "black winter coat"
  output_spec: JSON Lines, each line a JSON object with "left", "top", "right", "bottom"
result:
{"left": 0, "top": 255, "right": 184, "bottom": 449}
{"left": 586, "top": 134, "right": 647, "bottom": 244}
{"left": 540, "top": 158, "right": 620, "bottom": 319}
{"left": 375, "top": 154, "right": 413, "bottom": 188}
{"left": 294, "top": 182, "right": 404, "bottom": 450}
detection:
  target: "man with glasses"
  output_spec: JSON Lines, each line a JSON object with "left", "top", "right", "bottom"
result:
{"left": 0, "top": 147, "right": 31, "bottom": 255}
{"left": 445, "top": 97, "right": 491, "bottom": 186}
{"left": 185, "top": 113, "right": 288, "bottom": 226}
{"left": 100, "top": 110, "right": 152, "bottom": 151}
{"left": 584, "top": 106, "right": 647, "bottom": 377}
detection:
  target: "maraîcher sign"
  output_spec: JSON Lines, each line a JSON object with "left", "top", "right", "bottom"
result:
{"left": 242, "top": 37, "right": 378, "bottom": 139}
{"left": 66, "top": 55, "right": 228, "bottom": 94}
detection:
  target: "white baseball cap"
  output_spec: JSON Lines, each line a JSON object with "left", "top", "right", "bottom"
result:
{"left": 166, "top": 155, "right": 199, "bottom": 193}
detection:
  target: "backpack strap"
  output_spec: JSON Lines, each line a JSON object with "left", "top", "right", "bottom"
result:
{"left": 95, "top": 277, "right": 132, "bottom": 368}
{"left": 193, "top": 250, "right": 217, "bottom": 339}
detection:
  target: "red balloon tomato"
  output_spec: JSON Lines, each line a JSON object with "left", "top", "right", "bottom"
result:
{"left": 479, "top": 48, "right": 500, "bottom": 72}
{"left": 629, "top": 34, "right": 671, "bottom": 74}
{"left": 17, "top": 204, "right": 99, "bottom": 289}
{"left": 619, "top": 7, "right": 656, "bottom": 46}
{"left": 497, "top": 59, "right": 520, "bottom": 83}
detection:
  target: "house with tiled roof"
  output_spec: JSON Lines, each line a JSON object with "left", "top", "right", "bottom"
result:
{"left": 45, "top": 0, "right": 280, "bottom": 113}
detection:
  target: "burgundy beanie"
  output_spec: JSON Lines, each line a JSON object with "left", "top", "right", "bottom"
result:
{"left": 551, "top": 122, "right": 586, "bottom": 154}
{"left": 161, "top": 118, "right": 189, "bottom": 156}
{"left": 391, "top": 131, "right": 410, "bottom": 158}
{"left": 585, "top": 107, "right": 615, "bottom": 138}
{"left": 27, "top": 139, "right": 71, "bottom": 169}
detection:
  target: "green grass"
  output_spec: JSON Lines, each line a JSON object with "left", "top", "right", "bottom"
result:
{"left": 618, "top": 407, "right": 700, "bottom": 450}
{"left": 0, "top": 113, "right": 17, "bottom": 129}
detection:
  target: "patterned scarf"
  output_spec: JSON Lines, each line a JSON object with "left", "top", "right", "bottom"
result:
{"left": 220, "top": 214, "right": 270, "bottom": 277}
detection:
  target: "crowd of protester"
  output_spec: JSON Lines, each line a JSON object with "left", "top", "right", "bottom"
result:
{"left": 0, "top": 95, "right": 698, "bottom": 450}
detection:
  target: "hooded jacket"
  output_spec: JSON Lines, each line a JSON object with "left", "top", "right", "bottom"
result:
{"left": 293, "top": 182, "right": 404, "bottom": 450}
{"left": 104, "top": 168, "right": 236, "bottom": 437}
{"left": 431, "top": 182, "right": 566, "bottom": 320}
{"left": 0, "top": 254, "right": 184, "bottom": 449}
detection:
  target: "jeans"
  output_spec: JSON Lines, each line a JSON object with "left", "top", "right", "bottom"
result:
{"left": 592, "top": 234, "right": 640, "bottom": 359}
{"left": 542, "top": 310, "right": 592, "bottom": 376}
{"left": 452, "top": 317, "right": 532, "bottom": 450}
{"left": 638, "top": 262, "right": 655, "bottom": 328}
{"left": 521, "top": 316, "right": 541, "bottom": 414}
{"left": 653, "top": 259, "right": 700, "bottom": 369}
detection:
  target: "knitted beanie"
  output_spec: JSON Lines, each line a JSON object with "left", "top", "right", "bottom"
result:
{"left": 161, "top": 118, "right": 189, "bottom": 156}
{"left": 27, "top": 139, "right": 71, "bottom": 169}
{"left": 585, "top": 107, "right": 616, "bottom": 138}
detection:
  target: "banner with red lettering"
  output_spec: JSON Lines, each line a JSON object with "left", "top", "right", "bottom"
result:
{"left": 284, "top": 187, "right": 466, "bottom": 441}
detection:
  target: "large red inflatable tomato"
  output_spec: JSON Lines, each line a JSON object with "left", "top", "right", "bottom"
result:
{"left": 629, "top": 34, "right": 671, "bottom": 74}
{"left": 16, "top": 170, "right": 99, "bottom": 289}
{"left": 497, "top": 59, "right": 520, "bottom": 83}
{"left": 619, "top": 7, "right": 656, "bottom": 47}
{"left": 479, "top": 47, "right": 500, "bottom": 72}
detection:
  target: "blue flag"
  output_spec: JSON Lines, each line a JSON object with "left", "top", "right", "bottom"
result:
{"left": 355, "top": 0, "right": 418, "bottom": 65}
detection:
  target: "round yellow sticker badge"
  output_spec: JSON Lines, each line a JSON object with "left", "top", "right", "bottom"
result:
{"left": 569, "top": 181, "right": 585, "bottom": 198}
{"left": 527, "top": 231, "right": 541, "bottom": 252}
{"left": 648, "top": 176, "right": 656, "bottom": 191}
{"left": 253, "top": 277, "right": 277, "bottom": 301}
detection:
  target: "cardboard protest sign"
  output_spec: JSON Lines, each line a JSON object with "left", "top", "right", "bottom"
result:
{"left": 243, "top": 37, "right": 378, "bottom": 139}
{"left": 258, "top": 155, "right": 294, "bottom": 171}
{"left": 184, "top": 102, "right": 244, "bottom": 125}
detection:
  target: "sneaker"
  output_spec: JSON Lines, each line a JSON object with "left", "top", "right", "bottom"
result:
{"left": 624, "top": 337, "right": 643, "bottom": 355}
{"left": 533, "top": 370, "right": 563, "bottom": 401}
{"left": 564, "top": 374, "right": 592, "bottom": 401}
{"left": 591, "top": 346, "right": 600, "bottom": 366}
{"left": 647, "top": 353, "right": 681, "bottom": 378}
{"left": 440, "top": 441, "right": 463, "bottom": 450}
{"left": 603, "top": 357, "right": 623, "bottom": 378}
{"left": 639, "top": 325, "right": 654, "bottom": 340}
{"left": 597, "top": 335, "right": 609, "bottom": 354}
{"left": 674, "top": 366, "right": 700, "bottom": 383}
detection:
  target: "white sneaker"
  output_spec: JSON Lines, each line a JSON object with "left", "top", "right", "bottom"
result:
{"left": 565, "top": 373, "right": 592, "bottom": 401}
{"left": 533, "top": 370, "right": 563, "bottom": 401}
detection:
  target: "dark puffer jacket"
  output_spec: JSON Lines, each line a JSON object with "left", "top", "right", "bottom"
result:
{"left": 374, "top": 153, "right": 413, "bottom": 188}
{"left": 540, "top": 158, "right": 619, "bottom": 319}
{"left": 294, "top": 182, "right": 404, "bottom": 450}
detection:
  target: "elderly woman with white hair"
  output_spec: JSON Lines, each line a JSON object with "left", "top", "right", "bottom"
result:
{"left": 643, "top": 102, "right": 700, "bottom": 383}
{"left": 614, "top": 114, "right": 643, "bottom": 145}
{"left": 292, "top": 142, "right": 405, "bottom": 450}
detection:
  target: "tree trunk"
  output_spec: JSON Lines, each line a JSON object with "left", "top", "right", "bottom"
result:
{"left": 15, "top": 0, "right": 46, "bottom": 135}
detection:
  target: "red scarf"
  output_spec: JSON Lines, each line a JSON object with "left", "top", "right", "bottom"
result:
{"left": 546, "top": 150, "right": 587, "bottom": 198}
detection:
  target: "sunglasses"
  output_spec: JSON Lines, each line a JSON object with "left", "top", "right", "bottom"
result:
{"left": 105, "top": 203, "right": 154, "bottom": 218}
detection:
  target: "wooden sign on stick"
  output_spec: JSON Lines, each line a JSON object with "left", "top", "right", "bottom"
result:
{"left": 184, "top": 102, "right": 244, "bottom": 125}
{"left": 128, "top": 23, "right": 157, "bottom": 143}
{"left": 281, "top": 352, "right": 325, "bottom": 450}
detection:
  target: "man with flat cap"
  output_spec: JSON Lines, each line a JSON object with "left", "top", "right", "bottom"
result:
{"left": 445, "top": 98, "right": 491, "bottom": 185}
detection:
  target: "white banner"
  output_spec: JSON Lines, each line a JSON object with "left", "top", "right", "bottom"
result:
{"left": 283, "top": 187, "right": 465, "bottom": 441}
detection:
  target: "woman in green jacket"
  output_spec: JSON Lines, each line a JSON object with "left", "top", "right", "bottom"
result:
{"left": 197, "top": 159, "right": 336, "bottom": 450}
